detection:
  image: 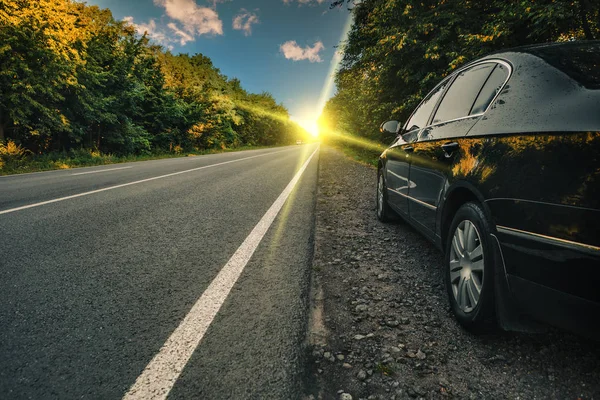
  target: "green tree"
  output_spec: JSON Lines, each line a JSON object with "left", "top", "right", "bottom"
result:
{"left": 324, "top": 0, "right": 600, "bottom": 143}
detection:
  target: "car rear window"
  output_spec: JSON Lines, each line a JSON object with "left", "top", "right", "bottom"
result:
{"left": 432, "top": 63, "right": 495, "bottom": 124}
{"left": 470, "top": 63, "right": 509, "bottom": 115}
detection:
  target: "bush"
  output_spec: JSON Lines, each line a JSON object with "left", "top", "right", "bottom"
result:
{"left": 0, "top": 140, "right": 30, "bottom": 170}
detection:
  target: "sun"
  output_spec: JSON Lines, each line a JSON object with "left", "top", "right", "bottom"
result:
{"left": 295, "top": 118, "right": 320, "bottom": 138}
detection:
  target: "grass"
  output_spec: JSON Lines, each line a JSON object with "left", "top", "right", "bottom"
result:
{"left": 322, "top": 136, "right": 385, "bottom": 169}
{"left": 375, "top": 363, "right": 395, "bottom": 376}
{"left": 0, "top": 143, "right": 286, "bottom": 176}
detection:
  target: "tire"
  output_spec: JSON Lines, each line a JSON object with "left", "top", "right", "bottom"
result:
{"left": 376, "top": 168, "right": 396, "bottom": 222}
{"left": 444, "top": 202, "right": 496, "bottom": 331}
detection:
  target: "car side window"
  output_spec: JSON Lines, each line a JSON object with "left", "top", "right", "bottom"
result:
{"left": 432, "top": 63, "right": 495, "bottom": 124}
{"left": 470, "top": 63, "right": 509, "bottom": 115}
{"left": 403, "top": 80, "right": 448, "bottom": 133}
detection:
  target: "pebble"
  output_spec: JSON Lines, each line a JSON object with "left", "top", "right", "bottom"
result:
{"left": 310, "top": 150, "right": 597, "bottom": 400}
{"left": 339, "top": 393, "right": 353, "bottom": 400}
{"left": 413, "top": 385, "right": 426, "bottom": 396}
{"left": 337, "top": 354, "right": 345, "bottom": 361}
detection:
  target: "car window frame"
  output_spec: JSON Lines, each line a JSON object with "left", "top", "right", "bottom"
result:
{"left": 402, "top": 76, "right": 453, "bottom": 135}
{"left": 426, "top": 59, "right": 512, "bottom": 129}
{"left": 399, "top": 59, "right": 511, "bottom": 144}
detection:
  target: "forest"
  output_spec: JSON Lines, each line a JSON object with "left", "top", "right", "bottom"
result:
{"left": 321, "top": 0, "right": 600, "bottom": 150}
{"left": 0, "top": 0, "right": 305, "bottom": 172}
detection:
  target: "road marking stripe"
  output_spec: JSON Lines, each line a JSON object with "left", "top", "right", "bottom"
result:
{"left": 0, "top": 149, "right": 290, "bottom": 216}
{"left": 71, "top": 166, "right": 133, "bottom": 176}
{"left": 122, "top": 146, "right": 319, "bottom": 400}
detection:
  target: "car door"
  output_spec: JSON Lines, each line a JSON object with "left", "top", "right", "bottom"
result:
{"left": 385, "top": 80, "right": 449, "bottom": 215}
{"left": 407, "top": 62, "right": 508, "bottom": 237}
{"left": 385, "top": 134, "right": 413, "bottom": 216}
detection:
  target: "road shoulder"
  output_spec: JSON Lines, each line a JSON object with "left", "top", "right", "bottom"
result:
{"left": 305, "top": 146, "right": 600, "bottom": 400}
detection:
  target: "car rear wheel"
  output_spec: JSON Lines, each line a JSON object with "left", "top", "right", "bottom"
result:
{"left": 376, "top": 169, "right": 396, "bottom": 222}
{"left": 444, "top": 202, "right": 496, "bottom": 330}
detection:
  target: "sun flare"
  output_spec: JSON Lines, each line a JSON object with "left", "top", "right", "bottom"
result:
{"left": 294, "top": 118, "right": 320, "bottom": 138}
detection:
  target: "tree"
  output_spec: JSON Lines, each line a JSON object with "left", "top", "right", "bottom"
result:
{"left": 324, "top": 0, "right": 600, "bottom": 142}
{"left": 0, "top": 0, "right": 84, "bottom": 149}
{"left": 0, "top": 0, "right": 299, "bottom": 158}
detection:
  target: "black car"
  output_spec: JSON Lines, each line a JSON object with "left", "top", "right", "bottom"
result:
{"left": 376, "top": 41, "right": 600, "bottom": 336}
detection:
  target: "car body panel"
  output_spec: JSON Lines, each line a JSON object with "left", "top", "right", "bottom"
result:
{"left": 408, "top": 117, "right": 481, "bottom": 235}
{"left": 435, "top": 132, "right": 600, "bottom": 303}
{"left": 384, "top": 141, "right": 412, "bottom": 215}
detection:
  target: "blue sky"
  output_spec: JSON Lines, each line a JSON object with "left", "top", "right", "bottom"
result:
{"left": 85, "top": 0, "right": 351, "bottom": 123}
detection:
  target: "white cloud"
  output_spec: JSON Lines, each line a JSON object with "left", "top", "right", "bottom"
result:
{"left": 154, "top": 0, "right": 223, "bottom": 36}
{"left": 283, "top": 0, "right": 327, "bottom": 5}
{"left": 280, "top": 40, "right": 325, "bottom": 62}
{"left": 167, "top": 22, "right": 195, "bottom": 45}
{"left": 123, "top": 0, "right": 224, "bottom": 48}
{"left": 232, "top": 9, "right": 259, "bottom": 36}
{"left": 124, "top": 16, "right": 174, "bottom": 49}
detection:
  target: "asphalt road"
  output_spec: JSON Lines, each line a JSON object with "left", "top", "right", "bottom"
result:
{"left": 0, "top": 144, "right": 320, "bottom": 399}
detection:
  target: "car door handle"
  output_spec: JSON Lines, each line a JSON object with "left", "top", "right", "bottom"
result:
{"left": 441, "top": 142, "right": 459, "bottom": 157}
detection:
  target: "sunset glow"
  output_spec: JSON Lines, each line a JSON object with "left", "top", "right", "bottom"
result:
{"left": 294, "top": 118, "right": 320, "bottom": 137}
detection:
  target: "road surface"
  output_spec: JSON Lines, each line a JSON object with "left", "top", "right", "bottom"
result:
{"left": 0, "top": 144, "right": 319, "bottom": 399}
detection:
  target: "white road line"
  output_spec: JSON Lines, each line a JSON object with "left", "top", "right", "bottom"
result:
{"left": 71, "top": 166, "right": 132, "bottom": 176}
{"left": 122, "top": 146, "right": 319, "bottom": 400}
{"left": 0, "top": 149, "right": 291, "bottom": 216}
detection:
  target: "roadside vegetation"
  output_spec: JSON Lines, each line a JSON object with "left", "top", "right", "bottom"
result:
{"left": 320, "top": 0, "right": 600, "bottom": 161}
{"left": 0, "top": 140, "right": 284, "bottom": 175}
{"left": 0, "top": 0, "right": 308, "bottom": 175}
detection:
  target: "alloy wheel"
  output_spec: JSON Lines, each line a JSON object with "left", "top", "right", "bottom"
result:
{"left": 449, "top": 220, "right": 485, "bottom": 313}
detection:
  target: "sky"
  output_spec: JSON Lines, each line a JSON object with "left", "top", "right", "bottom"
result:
{"left": 85, "top": 0, "right": 352, "bottom": 125}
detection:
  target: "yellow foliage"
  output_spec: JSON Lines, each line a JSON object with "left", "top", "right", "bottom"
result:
{"left": 60, "top": 114, "right": 71, "bottom": 128}
{"left": 0, "top": 140, "right": 29, "bottom": 158}
{"left": 188, "top": 123, "right": 210, "bottom": 138}
{"left": 1, "top": 0, "right": 88, "bottom": 78}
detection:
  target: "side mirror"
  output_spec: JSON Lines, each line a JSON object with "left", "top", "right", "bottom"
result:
{"left": 380, "top": 120, "right": 399, "bottom": 135}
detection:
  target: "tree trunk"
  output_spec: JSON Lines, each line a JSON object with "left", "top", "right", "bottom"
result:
{"left": 0, "top": 110, "right": 5, "bottom": 142}
{"left": 580, "top": 0, "right": 595, "bottom": 40}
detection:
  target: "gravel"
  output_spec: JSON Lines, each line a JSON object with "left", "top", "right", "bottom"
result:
{"left": 305, "top": 146, "right": 600, "bottom": 400}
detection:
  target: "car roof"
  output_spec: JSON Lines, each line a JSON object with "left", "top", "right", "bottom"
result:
{"left": 477, "top": 40, "right": 600, "bottom": 59}
{"left": 465, "top": 40, "right": 600, "bottom": 134}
